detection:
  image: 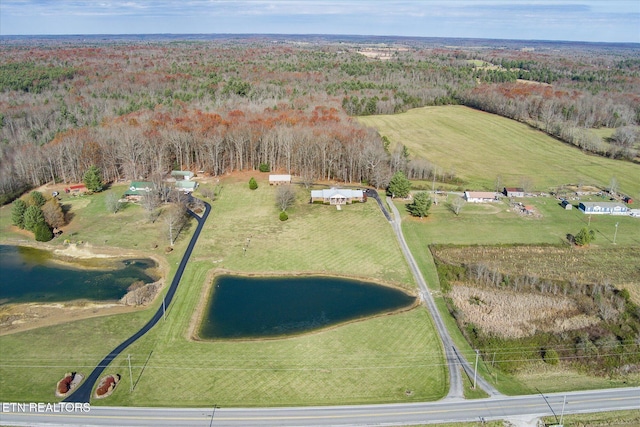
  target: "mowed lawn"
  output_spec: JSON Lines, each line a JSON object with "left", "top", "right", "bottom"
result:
{"left": 359, "top": 106, "right": 640, "bottom": 198}
{"left": 0, "top": 178, "right": 448, "bottom": 406}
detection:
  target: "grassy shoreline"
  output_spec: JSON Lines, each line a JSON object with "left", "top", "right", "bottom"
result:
{"left": 0, "top": 177, "right": 448, "bottom": 406}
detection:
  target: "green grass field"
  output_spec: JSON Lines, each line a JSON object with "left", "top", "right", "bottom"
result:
{"left": 358, "top": 106, "right": 640, "bottom": 198}
{"left": 0, "top": 179, "right": 448, "bottom": 406}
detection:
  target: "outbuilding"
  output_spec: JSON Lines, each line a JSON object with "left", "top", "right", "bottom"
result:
{"left": 503, "top": 187, "right": 525, "bottom": 198}
{"left": 269, "top": 174, "right": 292, "bottom": 185}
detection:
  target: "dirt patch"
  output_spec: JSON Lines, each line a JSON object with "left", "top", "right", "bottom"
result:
{"left": 0, "top": 301, "right": 146, "bottom": 336}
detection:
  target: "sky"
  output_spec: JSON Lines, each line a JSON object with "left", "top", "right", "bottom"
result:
{"left": 1, "top": 1, "right": 638, "bottom": 43}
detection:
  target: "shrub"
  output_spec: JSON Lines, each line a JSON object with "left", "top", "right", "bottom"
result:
{"left": 574, "top": 227, "right": 595, "bottom": 246}
{"left": 29, "top": 191, "right": 46, "bottom": 207}
{"left": 259, "top": 163, "right": 270, "bottom": 172}
{"left": 542, "top": 348, "right": 559, "bottom": 365}
{"left": 279, "top": 211, "right": 288, "bottom": 221}
{"left": 249, "top": 177, "right": 258, "bottom": 190}
{"left": 34, "top": 222, "right": 53, "bottom": 242}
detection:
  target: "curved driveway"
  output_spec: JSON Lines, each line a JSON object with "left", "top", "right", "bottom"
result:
{"left": 386, "top": 196, "right": 500, "bottom": 398}
{"left": 63, "top": 201, "right": 211, "bottom": 403}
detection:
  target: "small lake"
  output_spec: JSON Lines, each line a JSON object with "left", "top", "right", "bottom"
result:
{"left": 0, "top": 245, "right": 159, "bottom": 305}
{"left": 198, "top": 275, "right": 416, "bottom": 339}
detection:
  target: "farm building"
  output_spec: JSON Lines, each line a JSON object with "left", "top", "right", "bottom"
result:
{"left": 170, "top": 170, "right": 194, "bottom": 181}
{"left": 123, "top": 181, "right": 155, "bottom": 201}
{"left": 503, "top": 187, "right": 525, "bottom": 198}
{"left": 64, "top": 184, "right": 87, "bottom": 194}
{"left": 310, "top": 188, "right": 364, "bottom": 205}
{"left": 578, "top": 202, "right": 629, "bottom": 215}
{"left": 269, "top": 174, "right": 292, "bottom": 185}
{"left": 464, "top": 191, "right": 499, "bottom": 203}
{"left": 561, "top": 200, "right": 573, "bottom": 210}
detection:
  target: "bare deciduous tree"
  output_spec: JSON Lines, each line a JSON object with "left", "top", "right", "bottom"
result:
{"left": 448, "top": 196, "right": 466, "bottom": 216}
{"left": 275, "top": 185, "right": 296, "bottom": 212}
{"left": 105, "top": 192, "right": 122, "bottom": 214}
{"left": 163, "top": 202, "right": 188, "bottom": 247}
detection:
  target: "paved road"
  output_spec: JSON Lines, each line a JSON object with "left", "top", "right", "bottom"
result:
{"left": 2, "top": 387, "right": 638, "bottom": 426}
{"left": 62, "top": 201, "right": 211, "bottom": 403}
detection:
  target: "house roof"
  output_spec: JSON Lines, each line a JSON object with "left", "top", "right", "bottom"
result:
{"left": 579, "top": 202, "right": 628, "bottom": 209}
{"left": 465, "top": 191, "right": 497, "bottom": 199}
{"left": 311, "top": 188, "right": 363, "bottom": 199}
{"left": 171, "top": 170, "right": 194, "bottom": 178}
{"left": 505, "top": 187, "right": 524, "bottom": 192}
{"left": 269, "top": 174, "right": 291, "bottom": 181}
{"left": 175, "top": 181, "right": 197, "bottom": 189}
{"left": 124, "top": 181, "right": 154, "bottom": 196}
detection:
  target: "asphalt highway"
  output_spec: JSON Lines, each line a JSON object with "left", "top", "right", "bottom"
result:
{"left": 2, "top": 387, "right": 638, "bottom": 426}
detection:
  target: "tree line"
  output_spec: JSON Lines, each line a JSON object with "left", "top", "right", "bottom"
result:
{"left": 1, "top": 37, "right": 638, "bottom": 199}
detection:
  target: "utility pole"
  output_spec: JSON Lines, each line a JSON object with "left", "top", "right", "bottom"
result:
{"left": 162, "top": 297, "right": 166, "bottom": 321}
{"left": 613, "top": 222, "right": 619, "bottom": 244}
{"left": 127, "top": 354, "right": 133, "bottom": 392}
{"left": 559, "top": 395, "right": 567, "bottom": 426}
{"left": 473, "top": 349, "right": 479, "bottom": 389}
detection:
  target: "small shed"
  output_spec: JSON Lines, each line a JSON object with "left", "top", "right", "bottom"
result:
{"left": 269, "top": 174, "right": 292, "bottom": 185}
{"left": 65, "top": 184, "right": 87, "bottom": 194}
{"left": 561, "top": 200, "right": 573, "bottom": 210}
{"left": 504, "top": 187, "right": 525, "bottom": 198}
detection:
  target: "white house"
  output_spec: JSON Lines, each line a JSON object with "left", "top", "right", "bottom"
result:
{"left": 464, "top": 191, "right": 498, "bottom": 203}
{"left": 269, "top": 174, "right": 292, "bottom": 185}
{"left": 310, "top": 188, "right": 364, "bottom": 205}
{"left": 578, "top": 202, "right": 629, "bottom": 215}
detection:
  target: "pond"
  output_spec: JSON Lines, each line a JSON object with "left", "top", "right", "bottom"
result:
{"left": 198, "top": 275, "right": 416, "bottom": 339}
{"left": 0, "top": 245, "right": 159, "bottom": 305}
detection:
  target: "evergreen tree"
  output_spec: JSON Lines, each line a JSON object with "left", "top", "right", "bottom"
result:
{"left": 34, "top": 222, "right": 53, "bottom": 242}
{"left": 83, "top": 165, "right": 103, "bottom": 192}
{"left": 249, "top": 177, "right": 258, "bottom": 190}
{"left": 574, "top": 227, "right": 596, "bottom": 246}
{"left": 23, "top": 205, "right": 45, "bottom": 232}
{"left": 11, "top": 199, "right": 27, "bottom": 229}
{"left": 387, "top": 171, "right": 411, "bottom": 198}
{"left": 29, "top": 191, "right": 46, "bottom": 207}
{"left": 406, "top": 192, "right": 432, "bottom": 218}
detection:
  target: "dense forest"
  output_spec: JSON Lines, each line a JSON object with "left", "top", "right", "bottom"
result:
{"left": 1, "top": 35, "right": 639, "bottom": 199}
